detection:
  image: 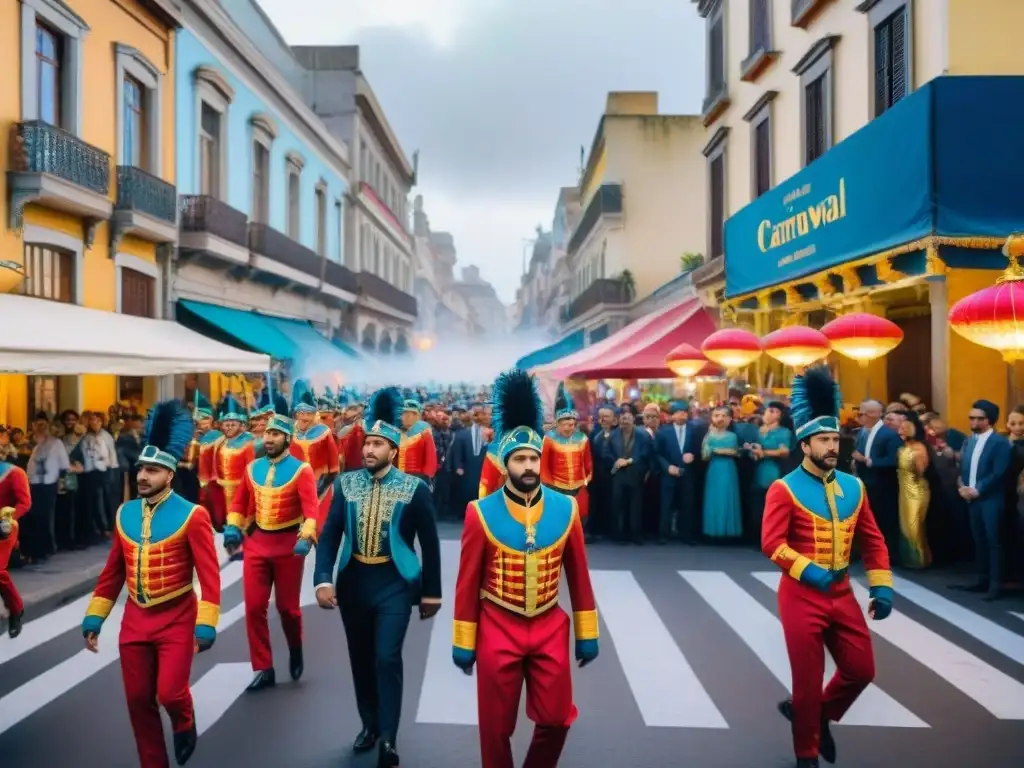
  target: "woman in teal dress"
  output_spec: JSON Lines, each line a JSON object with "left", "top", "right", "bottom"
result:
{"left": 748, "top": 402, "right": 794, "bottom": 547}
{"left": 702, "top": 406, "right": 743, "bottom": 539}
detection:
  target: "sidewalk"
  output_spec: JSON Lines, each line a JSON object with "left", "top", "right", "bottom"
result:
{"left": 0, "top": 546, "right": 110, "bottom": 635}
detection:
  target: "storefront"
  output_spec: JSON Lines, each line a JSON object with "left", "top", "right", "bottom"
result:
{"left": 721, "top": 76, "right": 1024, "bottom": 428}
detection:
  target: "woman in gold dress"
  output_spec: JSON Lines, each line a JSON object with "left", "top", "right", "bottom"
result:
{"left": 897, "top": 412, "right": 932, "bottom": 568}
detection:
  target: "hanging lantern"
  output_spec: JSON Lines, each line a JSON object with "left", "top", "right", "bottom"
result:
{"left": 701, "top": 328, "right": 763, "bottom": 370}
{"left": 762, "top": 326, "right": 832, "bottom": 368}
{"left": 665, "top": 342, "right": 708, "bottom": 378}
{"left": 0, "top": 260, "right": 25, "bottom": 294}
{"left": 948, "top": 233, "right": 1024, "bottom": 362}
{"left": 820, "top": 313, "right": 903, "bottom": 367}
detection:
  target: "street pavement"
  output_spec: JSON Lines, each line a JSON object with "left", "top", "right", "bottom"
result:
{"left": 2, "top": 525, "right": 1024, "bottom": 767}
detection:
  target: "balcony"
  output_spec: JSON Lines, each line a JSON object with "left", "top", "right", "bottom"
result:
{"left": 357, "top": 270, "right": 418, "bottom": 319}
{"left": 321, "top": 259, "right": 359, "bottom": 305}
{"left": 247, "top": 223, "right": 321, "bottom": 289}
{"left": 565, "top": 278, "right": 632, "bottom": 322}
{"left": 111, "top": 166, "right": 177, "bottom": 253}
{"left": 567, "top": 184, "right": 623, "bottom": 256}
{"left": 701, "top": 81, "right": 731, "bottom": 127}
{"left": 7, "top": 120, "right": 112, "bottom": 245}
{"left": 792, "top": 0, "right": 830, "bottom": 28}
{"left": 178, "top": 195, "right": 250, "bottom": 267}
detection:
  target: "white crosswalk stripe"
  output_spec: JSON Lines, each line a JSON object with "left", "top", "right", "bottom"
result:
{"left": 2, "top": 559, "right": 1024, "bottom": 737}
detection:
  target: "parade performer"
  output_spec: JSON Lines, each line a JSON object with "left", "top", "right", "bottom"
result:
{"left": 289, "top": 380, "right": 340, "bottom": 532}
{"left": 194, "top": 392, "right": 223, "bottom": 525}
{"left": 337, "top": 396, "right": 366, "bottom": 473}
{"left": 477, "top": 443, "right": 506, "bottom": 498}
{"left": 0, "top": 460, "right": 31, "bottom": 638}
{"left": 452, "top": 368, "right": 599, "bottom": 768}
{"left": 210, "top": 393, "right": 256, "bottom": 534}
{"left": 761, "top": 365, "right": 894, "bottom": 768}
{"left": 397, "top": 398, "right": 439, "bottom": 484}
{"left": 82, "top": 401, "right": 221, "bottom": 768}
{"left": 314, "top": 386, "right": 442, "bottom": 768}
{"left": 539, "top": 382, "right": 594, "bottom": 521}
{"left": 225, "top": 408, "right": 319, "bottom": 691}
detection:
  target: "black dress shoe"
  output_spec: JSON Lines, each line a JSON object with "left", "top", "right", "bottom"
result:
{"left": 7, "top": 611, "right": 23, "bottom": 639}
{"left": 778, "top": 699, "right": 836, "bottom": 764}
{"left": 174, "top": 722, "right": 198, "bottom": 765}
{"left": 353, "top": 728, "right": 378, "bottom": 753}
{"left": 246, "top": 669, "right": 276, "bottom": 691}
{"left": 982, "top": 590, "right": 1004, "bottom": 602}
{"left": 289, "top": 646, "right": 303, "bottom": 681}
{"left": 377, "top": 740, "right": 399, "bottom": 767}
{"left": 950, "top": 582, "right": 988, "bottom": 593}
{"left": 796, "top": 759, "right": 820, "bottom": 768}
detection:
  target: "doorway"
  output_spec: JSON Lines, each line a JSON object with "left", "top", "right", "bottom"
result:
{"left": 886, "top": 312, "right": 933, "bottom": 408}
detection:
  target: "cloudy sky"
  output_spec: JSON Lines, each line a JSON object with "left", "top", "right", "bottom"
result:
{"left": 256, "top": 0, "right": 706, "bottom": 303}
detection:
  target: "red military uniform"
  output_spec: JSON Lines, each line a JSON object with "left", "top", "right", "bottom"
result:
{"left": 477, "top": 444, "right": 506, "bottom": 499}
{"left": 196, "top": 429, "right": 223, "bottom": 525}
{"left": 211, "top": 432, "right": 256, "bottom": 529}
{"left": 397, "top": 420, "right": 438, "bottom": 481}
{"left": 454, "top": 487, "right": 599, "bottom": 768}
{"left": 337, "top": 420, "right": 365, "bottom": 472}
{"left": 228, "top": 451, "right": 318, "bottom": 675}
{"left": 0, "top": 461, "right": 32, "bottom": 633}
{"left": 83, "top": 490, "right": 221, "bottom": 768}
{"left": 539, "top": 431, "right": 593, "bottom": 520}
{"left": 290, "top": 422, "right": 339, "bottom": 531}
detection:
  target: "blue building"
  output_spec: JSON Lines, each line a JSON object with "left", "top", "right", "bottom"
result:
{"left": 171, "top": 0, "right": 360, "bottom": 378}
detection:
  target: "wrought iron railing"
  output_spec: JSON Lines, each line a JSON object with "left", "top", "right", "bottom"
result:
{"left": 248, "top": 223, "right": 322, "bottom": 279}
{"left": 9, "top": 120, "right": 110, "bottom": 195}
{"left": 116, "top": 166, "right": 176, "bottom": 223}
{"left": 567, "top": 184, "right": 623, "bottom": 255}
{"left": 358, "top": 271, "right": 418, "bottom": 316}
{"left": 178, "top": 195, "right": 249, "bottom": 247}
{"left": 565, "top": 278, "right": 631, "bottom": 320}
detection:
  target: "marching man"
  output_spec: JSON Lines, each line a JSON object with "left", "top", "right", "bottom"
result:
{"left": 0, "top": 458, "right": 31, "bottom": 638}
{"left": 453, "top": 368, "right": 599, "bottom": 768}
{"left": 539, "top": 381, "right": 593, "bottom": 521}
{"left": 762, "top": 365, "right": 894, "bottom": 768}
{"left": 81, "top": 401, "right": 221, "bottom": 768}
{"left": 289, "top": 380, "right": 340, "bottom": 533}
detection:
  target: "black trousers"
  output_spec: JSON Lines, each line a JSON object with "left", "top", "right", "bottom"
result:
{"left": 864, "top": 474, "right": 899, "bottom": 564}
{"left": 337, "top": 562, "right": 412, "bottom": 744}
{"left": 588, "top": 469, "right": 613, "bottom": 537}
{"left": 660, "top": 471, "right": 697, "bottom": 542}
{"left": 55, "top": 489, "right": 76, "bottom": 550}
{"left": 24, "top": 483, "right": 58, "bottom": 559}
{"left": 612, "top": 470, "right": 644, "bottom": 542}
{"left": 78, "top": 471, "right": 110, "bottom": 539}
{"left": 432, "top": 469, "right": 453, "bottom": 519}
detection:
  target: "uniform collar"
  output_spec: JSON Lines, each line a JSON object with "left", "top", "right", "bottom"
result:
{"left": 800, "top": 461, "right": 836, "bottom": 485}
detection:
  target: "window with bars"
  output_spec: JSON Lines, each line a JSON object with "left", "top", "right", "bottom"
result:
{"left": 805, "top": 74, "right": 827, "bottom": 165}
{"left": 709, "top": 153, "right": 725, "bottom": 259}
{"left": 754, "top": 116, "right": 772, "bottom": 197}
{"left": 121, "top": 268, "right": 155, "bottom": 318}
{"left": 874, "top": 8, "right": 908, "bottom": 117}
{"left": 749, "top": 0, "right": 771, "bottom": 53}
{"left": 22, "top": 244, "right": 74, "bottom": 303}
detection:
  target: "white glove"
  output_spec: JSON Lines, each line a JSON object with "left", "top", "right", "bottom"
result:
{"left": 0, "top": 518, "right": 11, "bottom": 539}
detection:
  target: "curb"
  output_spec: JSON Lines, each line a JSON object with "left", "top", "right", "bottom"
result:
{"left": 0, "top": 573, "right": 98, "bottom": 636}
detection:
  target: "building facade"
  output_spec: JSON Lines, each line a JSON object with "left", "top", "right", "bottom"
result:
{"left": 172, "top": 0, "right": 354, "bottom": 353}
{"left": 452, "top": 265, "right": 508, "bottom": 336}
{"left": 692, "top": 0, "right": 1024, "bottom": 425}
{"left": 1, "top": 0, "right": 181, "bottom": 427}
{"left": 564, "top": 91, "right": 707, "bottom": 343}
{"left": 293, "top": 45, "right": 418, "bottom": 354}
{"left": 514, "top": 228, "right": 553, "bottom": 333}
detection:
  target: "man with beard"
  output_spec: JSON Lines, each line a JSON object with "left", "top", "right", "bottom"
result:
{"left": 314, "top": 386, "right": 441, "bottom": 768}
{"left": 225, "top": 405, "right": 318, "bottom": 690}
{"left": 82, "top": 401, "right": 221, "bottom": 767}
{"left": 337, "top": 397, "right": 366, "bottom": 473}
{"left": 539, "top": 381, "right": 594, "bottom": 523}
{"left": 193, "top": 392, "right": 223, "bottom": 518}
{"left": 397, "top": 398, "right": 439, "bottom": 485}
{"left": 289, "top": 380, "right": 340, "bottom": 533}
{"left": 761, "top": 366, "right": 893, "bottom": 768}
{"left": 452, "top": 368, "right": 599, "bottom": 768}
{"left": 210, "top": 393, "right": 256, "bottom": 534}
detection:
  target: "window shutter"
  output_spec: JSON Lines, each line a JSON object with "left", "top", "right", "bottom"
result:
{"left": 710, "top": 18, "right": 725, "bottom": 91}
{"left": 750, "top": 0, "right": 769, "bottom": 52}
{"left": 890, "top": 10, "right": 907, "bottom": 105}
{"left": 874, "top": 21, "right": 891, "bottom": 116}
{"left": 755, "top": 119, "right": 771, "bottom": 197}
{"left": 710, "top": 155, "right": 725, "bottom": 258}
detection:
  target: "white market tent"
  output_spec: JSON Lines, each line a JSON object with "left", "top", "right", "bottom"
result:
{"left": 0, "top": 294, "right": 270, "bottom": 375}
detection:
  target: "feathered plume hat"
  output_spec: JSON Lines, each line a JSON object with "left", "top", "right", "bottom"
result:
{"left": 266, "top": 392, "right": 294, "bottom": 435}
{"left": 290, "top": 379, "right": 317, "bottom": 415}
{"left": 554, "top": 381, "right": 577, "bottom": 422}
{"left": 364, "top": 387, "right": 403, "bottom": 447}
{"left": 492, "top": 368, "right": 544, "bottom": 464}
{"left": 217, "top": 391, "right": 247, "bottom": 423}
{"left": 790, "top": 364, "right": 842, "bottom": 441}
{"left": 192, "top": 390, "right": 214, "bottom": 422}
{"left": 318, "top": 386, "right": 336, "bottom": 413}
{"left": 139, "top": 400, "right": 193, "bottom": 472}
{"left": 403, "top": 398, "right": 422, "bottom": 414}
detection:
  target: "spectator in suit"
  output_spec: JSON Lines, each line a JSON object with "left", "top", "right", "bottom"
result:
{"left": 954, "top": 399, "right": 1012, "bottom": 600}
{"left": 449, "top": 403, "right": 490, "bottom": 515}
{"left": 587, "top": 406, "right": 617, "bottom": 541}
{"left": 431, "top": 409, "right": 456, "bottom": 519}
{"left": 603, "top": 404, "right": 653, "bottom": 545}
{"left": 654, "top": 401, "right": 702, "bottom": 545}
{"left": 852, "top": 399, "right": 902, "bottom": 560}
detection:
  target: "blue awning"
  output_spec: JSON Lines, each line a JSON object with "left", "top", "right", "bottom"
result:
{"left": 330, "top": 336, "right": 361, "bottom": 358}
{"left": 516, "top": 329, "right": 585, "bottom": 371}
{"left": 723, "top": 75, "right": 1024, "bottom": 298}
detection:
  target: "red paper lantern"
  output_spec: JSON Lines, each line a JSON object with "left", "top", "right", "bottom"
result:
{"left": 820, "top": 313, "right": 903, "bottom": 366}
{"left": 761, "top": 326, "right": 832, "bottom": 368}
{"left": 665, "top": 342, "right": 708, "bottom": 378}
{"left": 701, "top": 328, "right": 762, "bottom": 370}
{"left": 948, "top": 237, "right": 1024, "bottom": 362}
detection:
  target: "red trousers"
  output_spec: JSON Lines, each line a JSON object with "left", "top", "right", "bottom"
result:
{"left": 475, "top": 601, "right": 576, "bottom": 768}
{"left": 0, "top": 525, "right": 24, "bottom": 616}
{"left": 575, "top": 486, "right": 589, "bottom": 521}
{"left": 205, "top": 484, "right": 226, "bottom": 531}
{"left": 778, "top": 577, "right": 876, "bottom": 759}
{"left": 243, "top": 529, "right": 304, "bottom": 671}
{"left": 119, "top": 595, "right": 198, "bottom": 768}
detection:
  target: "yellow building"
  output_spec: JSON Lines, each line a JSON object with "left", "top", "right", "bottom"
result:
{"left": 690, "top": 0, "right": 1024, "bottom": 429}
{"left": 1, "top": 0, "right": 182, "bottom": 428}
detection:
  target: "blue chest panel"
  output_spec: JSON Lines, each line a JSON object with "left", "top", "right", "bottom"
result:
{"left": 477, "top": 488, "right": 574, "bottom": 551}
{"left": 781, "top": 469, "right": 863, "bottom": 522}
{"left": 250, "top": 454, "right": 305, "bottom": 486}
{"left": 405, "top": 421, "right": 430, "bottom": 438}
{"left": 0, "top": 462, "right": 11, "bottom": 483}
{"left": 544, "top": 430, "right": 587, "bottom": 446}
{"left": 297, "top": 424, "right": 330, "bottom": 441}
{"left": 225, "top": 433, "right": 254, "bottom": 449}
{"left": 118, "top": 493, "right": 195, "bottom": 543}
{"left": 199, "top": 430, "right": 223, "bottom": 446}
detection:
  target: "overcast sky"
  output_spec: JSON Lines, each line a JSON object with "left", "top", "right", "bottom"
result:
{"left": 257, "top": 0, "right": 706, "bottom": 303}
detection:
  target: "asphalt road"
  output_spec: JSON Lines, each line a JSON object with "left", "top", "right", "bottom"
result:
{"left": 2, "top": 526, "right": 1024, "bottom": 768}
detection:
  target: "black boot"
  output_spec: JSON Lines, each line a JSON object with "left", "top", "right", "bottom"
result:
{"left": 289, "top": 646, "right": 303, "bottom": 681}
{"left": 377, "top": 740, "right": 399, "bottom": 767}
{"left": 353, "top": 728, "right": 378, "bottom": 753}
{"left": 7, "top": 611, "right": 23, "bottom": 639}
{"left": 778, "top": 699, "right": 836, "bottom": 764}
{"left": 950, "top": 581, "right": 988, "bottom": 593}
{"left": 796, "top": 759, "right": 820, "bottom": 768}
{"left": 173, "top": 722, "right": 198, "bottom": 765}
{"left": 246, "top": 669, "right": 276, "bottom": 692}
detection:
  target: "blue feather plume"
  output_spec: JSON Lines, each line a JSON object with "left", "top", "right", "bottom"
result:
{"left": 143, "top": 400, "right": 193, "bottom": 462}
{"left": 290, "top": 378, "right": 316, "bottom": 411}
{"left": 365, "top": 386, "right": 403, "bottom": 430}
{"left": 273, "top": 393, "right": 289, "bottom": 415}
{"left": 790, "top": 364, "right": 841, "bottom": 432}
{"left": 554, "top": 381, "right": 571, "bottom": 414}
{"left": 491, "top": 368, "right": 543, "bottom": 438}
